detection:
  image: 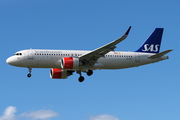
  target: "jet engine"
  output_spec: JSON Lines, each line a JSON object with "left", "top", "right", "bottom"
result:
{"left": 61, "top": 57, "right": 82, "bottom": 69}
{"left": 50, "top": 68, "right": 73, "bottom": 79}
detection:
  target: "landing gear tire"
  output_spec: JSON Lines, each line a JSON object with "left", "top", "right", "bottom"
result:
{"left": 78, "top": 76, "right": 84, "bottom": 82}
{"left": 27, "top": 73, "right": 31, "bottom": 78}
{"left": 87, "top": 70, "right": 93, "bottom": 76}
{"left": 27, "top": 67, "right": 32, "bottom": 78}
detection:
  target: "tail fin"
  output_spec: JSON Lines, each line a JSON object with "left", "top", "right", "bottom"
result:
{"left": 136, "top": 28, "right": 164, "bottom": 53}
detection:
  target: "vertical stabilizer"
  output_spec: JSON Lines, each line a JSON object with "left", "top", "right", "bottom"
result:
{"left": 136, "top": 28, "right": 164, "bottom": 53}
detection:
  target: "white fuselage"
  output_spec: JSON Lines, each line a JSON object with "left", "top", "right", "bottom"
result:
{"left": 6, "top": 27, "right": 172, "bottom": 82}
{"left": 6, "top": 49, "right": 168, "bottom": 71}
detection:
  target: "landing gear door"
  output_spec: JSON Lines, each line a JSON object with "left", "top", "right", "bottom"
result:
{"left": 135, "top": 53, "right": 140, "bottom": 62}
{"left": 28, "top": 49, "right": 33, "bottom": 59}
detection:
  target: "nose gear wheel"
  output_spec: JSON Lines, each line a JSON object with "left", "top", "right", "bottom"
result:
{"left": 27, "top": 67, "right": 32, "bottom": 78}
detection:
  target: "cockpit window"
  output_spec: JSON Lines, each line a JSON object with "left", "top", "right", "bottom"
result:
{"left": 14, "top": 53, "right": 22, "bottom": 55}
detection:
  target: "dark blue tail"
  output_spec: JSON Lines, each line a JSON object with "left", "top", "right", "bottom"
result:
{"left": 136, "top": 28, "right": 164, "bottom": 53}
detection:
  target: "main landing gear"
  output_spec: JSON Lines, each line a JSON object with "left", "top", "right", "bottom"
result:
{"left": 27, "top": 67, "right": 32, "bottom": 78}
{"left": 87, "top": 70, "right": 93, "bottom": 76}
{"left": 77, "top": 70, "right": 93, "bottom": 82}
{"left": 77, "top": 71, "right": 84, "bottom": 82}
{"left": 78, "top": 76, "right": 85, "bottom": 82}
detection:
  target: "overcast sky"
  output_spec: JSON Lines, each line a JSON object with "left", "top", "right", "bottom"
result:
{"left": 1, "top": 0, "right": 179, "bottom": 120}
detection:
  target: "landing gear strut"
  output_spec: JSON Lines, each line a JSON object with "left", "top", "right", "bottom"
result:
{"left": 27, "top": 67, "right": 32, "bottom": 78}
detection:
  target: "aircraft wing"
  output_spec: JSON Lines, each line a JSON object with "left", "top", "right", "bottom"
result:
{"left": 79, "top": 26, "right": 131, "bottom": 66}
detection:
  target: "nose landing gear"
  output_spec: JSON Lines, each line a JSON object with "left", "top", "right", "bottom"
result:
{"left": 27, "top": 67, "right": 32, "bottom": 78}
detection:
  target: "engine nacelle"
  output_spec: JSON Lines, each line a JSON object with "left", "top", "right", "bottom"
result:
{"left": 50, "top": 68, "right": 72, "bottom": 79}
{"left": 61, "top": 57, "right": 81, "bottom": 69}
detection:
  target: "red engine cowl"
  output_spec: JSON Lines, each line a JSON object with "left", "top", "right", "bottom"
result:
{"left": 50, "top": 68, "right": 68, "bottom": 79}
{"left": 61, "top": 57, "right": 81, "bottom": 69}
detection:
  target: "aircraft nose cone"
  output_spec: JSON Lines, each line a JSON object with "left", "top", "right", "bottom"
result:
{"left": 6, "top": 56, "right": 20, "bottom": 66}
{"left": 6, "top": 57, "right": 13, "bottom": 65}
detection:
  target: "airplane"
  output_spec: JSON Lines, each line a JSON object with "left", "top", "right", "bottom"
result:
{"left": 6, "top": 26, "right": 172, "bottom": 82}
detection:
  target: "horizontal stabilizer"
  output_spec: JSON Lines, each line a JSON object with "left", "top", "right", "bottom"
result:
{"left": 148, "top": 49, "right": 173, "bottom": 59}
